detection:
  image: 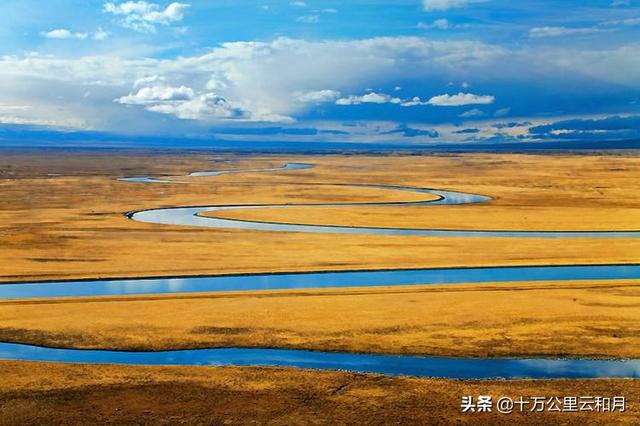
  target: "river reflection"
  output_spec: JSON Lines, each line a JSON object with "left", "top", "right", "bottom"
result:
{"left": 1, "top": 264, "right": 639, "bottom": 300}
{"left": 0, "top": 342, "right": 637, "bottom": 379}
{"left": 129, "top": 184, "right": 640, "bottom": 238}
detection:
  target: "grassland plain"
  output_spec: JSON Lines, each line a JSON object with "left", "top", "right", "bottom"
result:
{"left": 1, "top": 151, "right": 639, "bottom": 282}
{"left": 1, "top": 280, "right": 639, "bottom": 359}
{"left": 0, "top": 361, "right": 638, "bottom": 425}
{"left": 0, "top": 150, "right": 639, "bottom": 425}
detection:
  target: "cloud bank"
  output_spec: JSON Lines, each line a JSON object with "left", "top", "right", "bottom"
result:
{"left": 103, "top": 1, "right": 190, "bottom": 33}
{"left": 427, "top": 92, "right": 495, "bottom": 106}
{"left": 1, "top": 35, "right": 639, "bottom": 133}
{"left": 422, "top": 0, "right": 485, "bottom": 11}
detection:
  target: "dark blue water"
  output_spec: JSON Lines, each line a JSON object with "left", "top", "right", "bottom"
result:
{"left": 0, "top": 342, "right": 637, "bottom": 379}
{"left": 1, "top": 265, "right": 639, "bottom": 300}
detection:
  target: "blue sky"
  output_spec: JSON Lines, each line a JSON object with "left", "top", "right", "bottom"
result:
{"left": 1, "top": 0, "right": 639, "bottom": 144}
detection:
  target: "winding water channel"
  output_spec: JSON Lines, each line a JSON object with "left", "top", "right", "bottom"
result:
{"left": 126, "top": 163, "right": 640, "bottom": 238}
{"left": 2, "top": 161, "right": 639, "bottom": 379}
{"left": 1, "top": 342, "right": 638, "bottom": 379}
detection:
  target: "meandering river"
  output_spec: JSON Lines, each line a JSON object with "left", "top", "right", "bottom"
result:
{"left": 2, "top": 161, "right": 639, "bottom": 379}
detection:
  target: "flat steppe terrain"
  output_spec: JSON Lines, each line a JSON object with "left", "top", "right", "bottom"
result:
{"left": 1, "top": 361, "right": 638, "bottom": 425}
{"left": 0, "top": 150, "right": 638, "bottom": 425}
{"left": 1, "top": 280, "right": 639, "bottom": 359}
{"left": 0, "top": 151, "right": 639, "bottom": 281}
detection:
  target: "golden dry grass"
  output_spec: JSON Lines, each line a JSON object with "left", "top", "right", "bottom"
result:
{"left": 0, "top": 360, "right": 637, "bottom": 425}
{"left": 1, "top": 150, "right": 640, "bottom": 425}
{"left": 210, "top": 154, "right": 640, "bottom": 231}
{"left": 1, "top": 280, "right": 639, "bottom": 358}
{"left": 1, "top": 150, "right": 639, "bottom": 358}
{"left": 1, "top": 151, "right": 639, "bottom": 282}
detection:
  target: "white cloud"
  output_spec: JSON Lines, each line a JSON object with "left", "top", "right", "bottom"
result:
{"left": 0, "top": 105, "right": 30, "bottom": 112}
{"left": 116, "top": 84, "right": 194, "bottom": 104}
{"left": 427, "top": 92, "right": 495, "bottom": 106}
{"left": 529, "top": 26, "right": 604, "bottom": 38}
{"left": 494, "top": 107, "right": 511, "bottom": 117}
{"left": 290, "top": 1, "right": 307, "bottom": 7}
{"left": 103, "top": 1, "right": 190, "bottom": 33}
{"left": 116, "top": 82, "right": 253, "bottom": 121}
{"left": 93, "top": 29, "right": 110, "bottom": 41}
{"left": 417, "top": 19, "right": 451, "bottom": 30}
{"left": 297, "top": 15, "right": 319, "bottom": 24}
{"left": 459, "top": 108, "right": 485, "bottom": 118}
{"left": 146, "top": 93, "right": 243, "bottom": 120}
{"left": 116, "top": 77, "right": 299, "bottom": 122}
{"left": 3, "top": 36, "right": 640, "bottom": 129}
{"left": 294, "top": 90, "right": 341, "bottom": 103}
{"left": 601, "top": 17, "right": 640, "bottom": 26}
{"left": 43, "top": 28, "right": 110, "bottom": 41}
{"left": 43, "top": 29, "right": 89, "bottom": 40}
{"left": 336, "top": 92, "right": 402, "bottom": 105}
{"left": 0, "top": 37, "right": 507, "bottom": 126}
{"left": 529, "top": 17, "right": 638, "bottom": 39}
{"left": 338, "top": 92, "right": 491, "bottom": 108}
{"left": 400, "top": 97, "right": 428, "bottom": 107}
{"left": 422, "top": 0, "right": 484, "bottom": 11}
{"left": 133, "top": 75, "right": 164, "bottom": 88}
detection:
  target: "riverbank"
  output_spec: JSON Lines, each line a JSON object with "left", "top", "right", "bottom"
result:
{"left": 0, "top": 360, "right": 637, "bottom": 425}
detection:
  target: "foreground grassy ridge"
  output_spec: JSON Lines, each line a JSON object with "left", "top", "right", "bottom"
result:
{"left": 1, "top": 280, "right": 639, "bottom": 358}
{"left": 0, "top": 361, "right": 637, "bottom": 425}
{"left": 0, "top": 151, "right": 639, "bottom": 282}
